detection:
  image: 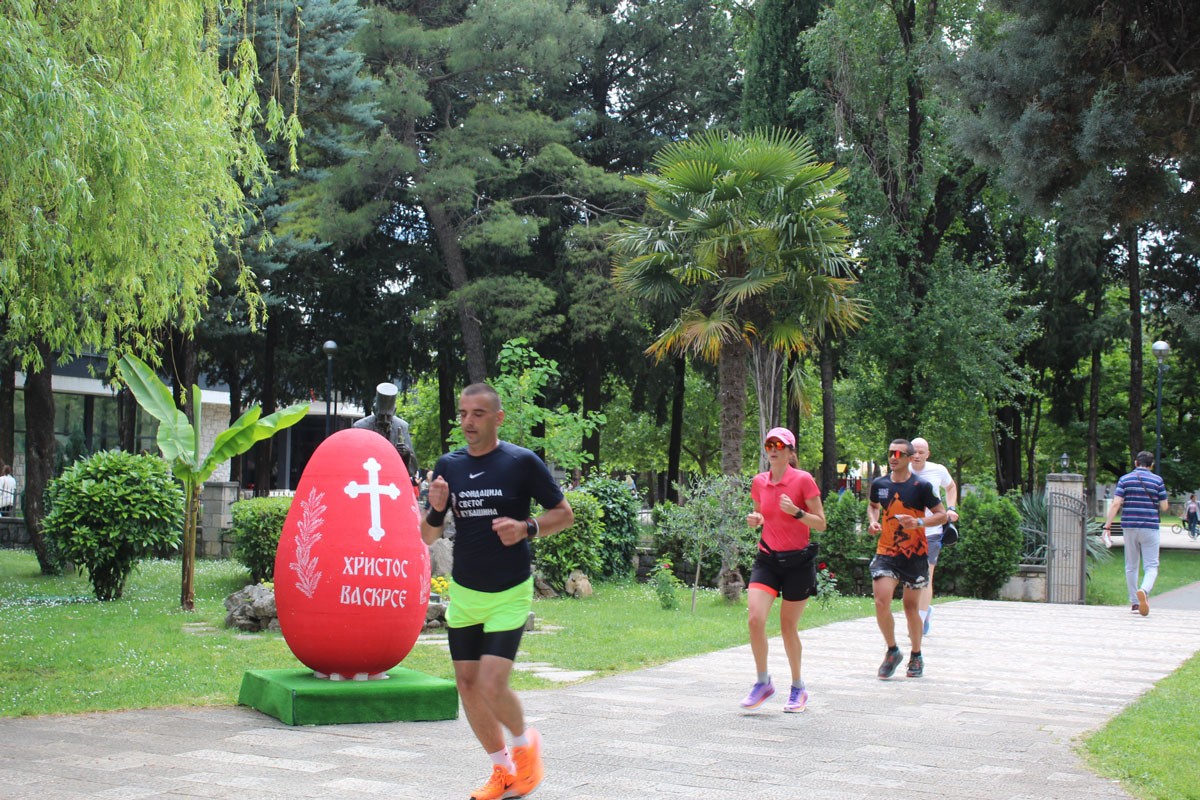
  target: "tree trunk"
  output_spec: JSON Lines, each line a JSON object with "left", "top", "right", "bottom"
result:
{"left": 819, "top": 340, "right": 837, "bottom": 497}
{"left": 181, "top": 482, "right": 200, "bottom": 611}
{"left": 581, "top": 340, "right": 602, "bottom": 473}
{"left": 1126, "top": 226, "right": 1144, "bottom": 461}
{"left": 23, "top": 339, "right": 57, "bottom": 574}
{"left": 667, "top": 356, "right": 685, "bottom": 504}
{"left": 438, "top": 345, "right": 456, "bottom": 452}
{"left": 254, "top": 314, "right": 279, "bottom": 493}
{"left": 117, "top": 385, "right": 137, "bottom": 452}
{"left": 718, "top": 340, "right": 749, "bottom": 476}
{"left": 227, "top": 367, "right": 243, "bottom": 483}
{"left": 0, "top": 351, "right": 14, "bottom": 467}
{"left": 423, "top": 199, "right": 487, "bottom": 384}
{"left": 751, "top": 344, "right": 783, "bottom": 473}
{"left": 1087, "top": 345, "right": 1102, "bottom": 510}
{"left": 785, "top": 352, "right": 800, "bottom": 439}
{"left": 993, "top": 401, "right": 1021, "bottom": 496}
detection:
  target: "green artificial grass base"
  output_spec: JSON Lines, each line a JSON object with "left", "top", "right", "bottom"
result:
{"left": 238, "top": 666, "right": 459, "bottom": 726}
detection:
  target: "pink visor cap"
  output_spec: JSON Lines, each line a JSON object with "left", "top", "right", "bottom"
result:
{"left": 764, "top": 427, "right": 796, "bottom": 448}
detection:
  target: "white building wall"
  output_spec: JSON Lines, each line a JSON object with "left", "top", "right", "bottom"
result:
{"left": 197, "top": 402, "right": 232, "bottom": 482}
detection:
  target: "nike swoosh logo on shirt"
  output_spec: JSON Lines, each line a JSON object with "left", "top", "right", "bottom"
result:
{"left": 469, "top": 471, "right": 485, "bottom": 479}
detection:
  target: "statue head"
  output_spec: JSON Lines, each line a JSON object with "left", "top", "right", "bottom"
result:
{"left": 374, "top": 382, "right": 398, "bottom": 422}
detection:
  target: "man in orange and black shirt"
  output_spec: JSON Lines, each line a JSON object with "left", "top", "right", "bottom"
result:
{"left": 867, "top": 439, "right": 947, "bottom": 680}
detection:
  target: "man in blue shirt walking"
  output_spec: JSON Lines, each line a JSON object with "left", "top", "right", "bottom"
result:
{"left": 1102, "top": 451, "right": 1169, "bottom": 616}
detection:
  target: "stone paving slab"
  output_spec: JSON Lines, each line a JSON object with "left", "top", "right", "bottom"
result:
{"left": 2, "top": 599, "right": 1199, "bottom": 799}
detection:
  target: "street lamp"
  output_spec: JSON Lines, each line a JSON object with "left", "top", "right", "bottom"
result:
{"left": 1059, "top": 452, "right": 1069, "bottom": 472}
{"left": 323, "top": 340, "right": 338, "bottom": 437}
{"left": 1152, "top": 340, "right": 1170, "bottom": 473}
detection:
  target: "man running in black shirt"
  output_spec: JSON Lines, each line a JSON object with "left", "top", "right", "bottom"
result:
{"left": 867, "top": 439, "right": 947, "bottom": 680}
{"left": 421, "top": 383, "right": 574, "bottom": 800}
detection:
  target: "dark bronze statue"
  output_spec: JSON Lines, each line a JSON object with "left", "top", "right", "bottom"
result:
{"left": 353, "top": 382, "right": 419, "bottom": 485}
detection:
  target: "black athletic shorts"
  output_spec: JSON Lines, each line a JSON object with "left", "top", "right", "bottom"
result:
{"left": 748, "top": 549, "right": 818, "bottom": 602}
{"left": 447, "top": 623, "right": 525, "bottom": 662}
{"left": 869, "top": 553, "right": 929, "bottom": 590}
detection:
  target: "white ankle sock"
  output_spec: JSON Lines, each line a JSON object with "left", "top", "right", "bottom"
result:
{"left": 488, "top": 748, "right": 515, "bottom": 773}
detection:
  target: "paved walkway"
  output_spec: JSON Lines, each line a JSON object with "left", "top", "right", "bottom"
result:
{"left": 3, "top": 598, "right": 1200, "bottom": 799}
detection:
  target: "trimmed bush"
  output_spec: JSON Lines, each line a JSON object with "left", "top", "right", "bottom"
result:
{"left": 532, "top": 489, "right": 604, "bottom": 590}
{"left": 231, "top": 496, "right": 293, "bottom": 583}
{"left": 580, "top": 476, "right": 641, "bottom": 580}
{"left": 43, "top": 450, "right": 184, "bottom": 600}
{"left": 936, "top": 488, "right": 1023, "bottom": 598}
{"left": 813, "top": 490, "right": 874, "bottom": 594}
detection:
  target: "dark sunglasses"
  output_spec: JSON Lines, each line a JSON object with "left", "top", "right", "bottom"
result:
{"left": 888, "top": 449, "right": 910, "bottom": 459}
{"left": 764, "top": 440, "right": 788, "bottom": 451}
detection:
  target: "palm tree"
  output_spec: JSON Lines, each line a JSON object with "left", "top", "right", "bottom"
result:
{"left": 612, "top": 128, "right": 865, "bottom": 476}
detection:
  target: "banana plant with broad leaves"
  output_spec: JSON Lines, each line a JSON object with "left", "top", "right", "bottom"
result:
{"left": 118, "top": 354, "right": 309, "bottom": 610}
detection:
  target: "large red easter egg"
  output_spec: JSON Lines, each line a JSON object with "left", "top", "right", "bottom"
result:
{"left": 274, "top": 428, "right": 430, "bottom": 680}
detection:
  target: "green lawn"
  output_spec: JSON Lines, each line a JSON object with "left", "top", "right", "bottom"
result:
{"left": 0, "top": 549, "right": 872, "bottom": 716}
{"left": 1085, "top": 543, "right": 1200, "bottom": 605}
{"left": 1082, "top": 544, "right": 1200, "bottom": 799}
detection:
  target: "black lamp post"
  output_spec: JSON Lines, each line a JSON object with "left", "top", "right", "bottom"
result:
{"left": 1152, "top": 340, "right": 1170, "bottom": 472}
{"left": 323, "top": 340, "right": 338, "bottom": 437}
{"left": 1059, "top": 452, "right": 1069, "bottom": 473}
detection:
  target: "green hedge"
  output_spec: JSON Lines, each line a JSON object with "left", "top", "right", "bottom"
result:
{"left": 231, "top": 496, "right": 293, "bottom": 583}
{"left": 532, "top": 489, "right": 604, "bottom": 590}
{"left": 580, "top": 476, "right": 641, "bottom": 580}
{"left": 43, "top": 450, "right": 184, "bottom": 600}
{"left": 935, "top": 488, "right": 1023, "bottom": 598}
{"left": 813, "top": 490, "right": 873, "bottom": 591}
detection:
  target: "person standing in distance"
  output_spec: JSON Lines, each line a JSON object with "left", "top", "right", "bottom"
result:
{"left": 909, "top": 437, "right": 958, "bottom": 635}
{"left": 867, "top": 439, "right": 947, "bottom": 679}
{"left": 1184, "top": 494, "right": 1199, "bottom": 540}
{"left": 741, "top": 427, "right": 826, "bottom": 713}
{"left": 1102, "top": 451, "right": 1168, "bottom": 616}
{"left": 421, "top": 383, "right": 575, "bottom": 800}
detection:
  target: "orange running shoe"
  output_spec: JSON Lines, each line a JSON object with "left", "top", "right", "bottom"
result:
{"left": 470, "top": 764, "right": 518, "bottom": 800}
{"left": 510, "top": 727, "right": 545, "bottom": 797}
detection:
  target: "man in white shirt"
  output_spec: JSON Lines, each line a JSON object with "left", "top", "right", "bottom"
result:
{"left": 910, "top": 438, "right": 958, "bottom": 634}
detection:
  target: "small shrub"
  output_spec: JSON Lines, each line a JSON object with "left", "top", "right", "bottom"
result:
{"left": 815, "top": 561, "right": 840, "bottom": 605}
{"left": 43, "top": 450, "right": 184, "bottom": 601}
{"left": 936, "top": 488, "right": 1022, "bottom": 598}
{"left": 532, "top": 489, "right": 604, "bottom": 590}
{"left": 650, "top": 557, "right": 684, "bottom": 609}
{"left": 581, "top": 476, "right": 641, "bottom": 580}
{"left": 231, "top": 496, "right": 293, "bottom": 583}
{"left": 652, "top": 475, "right": 756, "bottom": 588}
{"left": 813, "top": 490, "right": 874, "bottom": 594}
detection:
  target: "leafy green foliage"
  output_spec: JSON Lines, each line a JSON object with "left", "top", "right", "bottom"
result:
{"left": 118, "top": 353, "right": 308, "bottom": 609}
{"left": 650, "top": 558, "right": 684, "bottom": 610}
{"left": 652, "top": 475, "right": 756, "bottom": 589}
{"left": 612, "top": 127, "right": 863, "bottom": 474}
{"left": 936, "top": 489, "right": 1023, "bottom": 599}
{"left": 445, "top": 338, "right": 605, "bottom": 474}
{"left": 43, "top": 452, "right": 184, "bottom": 601}
{"left": 0, "top": 0, "right": 289, "bottom": 365}
{"left": 532, "top": 489, "right": 604, "bottom": 591}
{"left": 814, "top": 561, "right": 840, "bottom": 605}
{"left": 813, "top": 490, "right": 873, "bottom": 590}
{"left": 231, "top": 497, "right": 294, "bottom": 583}
{"left": 580, "top": 476, "right": 642, "bottom": 581}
